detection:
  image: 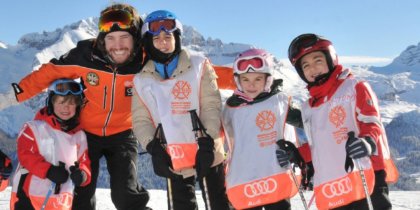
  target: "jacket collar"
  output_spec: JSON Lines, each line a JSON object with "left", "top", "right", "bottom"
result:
{"left": 142, "top": 49, "right": 192, "bottom": 78}
{"left": 34, "top": 107, "right": 82, "bottom": 134}
{"left": 308, "top": 65, "right": 351, "bottom": 107}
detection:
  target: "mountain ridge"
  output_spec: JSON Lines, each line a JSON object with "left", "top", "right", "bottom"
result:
{"left": 0, "top": 17, "right": 419, "bottom": 190}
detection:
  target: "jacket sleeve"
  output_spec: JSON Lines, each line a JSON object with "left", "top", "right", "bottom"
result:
{"left": 298, "top": 143, "right": 312, "bottom": 163}
{"left": 199, "top": 59, "right": 222, "bottom": 139}
{"left": 132, "top": 87, "right": 156, "bottom": 150}
{"left": 77, "top": 132, "right": 91, "bottom": 186}
{"left": 17, "top": 124, "right": 52, "bottom": 178}
{"left": 355, "top": 81, "right": 383, "bottom": 151}
{"left": 15, "top": 63, "right": 82, "bottom": 102}
{"left": 14, "top": 45, "right": 85, "bottom": 102}
{"left": 286, "top": 100, "right": 303, "bottom": 129}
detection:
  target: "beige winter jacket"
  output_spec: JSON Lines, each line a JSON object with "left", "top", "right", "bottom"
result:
{"left": 132, "top": 49, "right": 225, "bottom": 178}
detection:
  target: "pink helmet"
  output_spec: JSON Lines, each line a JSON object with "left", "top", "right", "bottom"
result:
{"left": 233, "top": 48, "right": 274, "bottom": 92}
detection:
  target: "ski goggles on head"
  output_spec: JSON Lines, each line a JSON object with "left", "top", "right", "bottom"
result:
{"left": 234, "top": 55, "right": 266, "bottom": 73}
{"left": 49, "top": 79, "right": 83, "bottom": 96}
{"left": 288, "top": 34, "right": 325, "bottom": 64}
{"left": 141, "top": 19, "right": 181, "bottom": 36}
{"left": 98, "top": 9, "right": 134, "bottom": 33}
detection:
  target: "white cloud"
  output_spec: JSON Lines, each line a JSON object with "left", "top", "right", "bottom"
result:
{"left": 340, "top": 56, "right": 393, "bottom": 66}
{"left": 280, "top": 56, "right": 393, "bottom": 68}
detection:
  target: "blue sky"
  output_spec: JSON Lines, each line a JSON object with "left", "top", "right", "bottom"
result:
{"left": 1, "top": 0, "right": 420, "bottom": 66}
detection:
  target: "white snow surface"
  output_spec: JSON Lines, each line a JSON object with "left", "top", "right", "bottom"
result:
{"left": 1, "top": 187, "right": 420, "bottom": 210}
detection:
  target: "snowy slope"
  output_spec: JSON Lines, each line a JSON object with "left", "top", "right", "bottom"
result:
{"left": 1, "top": 187, "right": 420, "bottom": 210}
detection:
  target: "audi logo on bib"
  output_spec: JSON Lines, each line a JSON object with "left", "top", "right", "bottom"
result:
{"left": 168, "top": 145, "right": 185, "bottom": 159}
{"left": 59, "top": 193, "right": 73, "bottom": 208}
{"left": 322, "top": 177, "right": 352, "bottom": 198}
{"left": 244, "top": 178, "right": 277, "bottom": 198}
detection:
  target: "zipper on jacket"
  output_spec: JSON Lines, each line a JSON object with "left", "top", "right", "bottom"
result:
{"left": 102, "top": 69, "right": 118, "bottom": 136}
{"left": 103, "top": 86, "right": 107, "bottom": 109}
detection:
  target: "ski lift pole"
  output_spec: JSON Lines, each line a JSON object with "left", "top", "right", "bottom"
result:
{"left": 347, "top": 132, "right": 374, "bottom": 210}
{"left": 188, "top": 109, "right": 212, "bottom": 210}
{"left": 278, "top": 140, "right": 309, "bottom": 210}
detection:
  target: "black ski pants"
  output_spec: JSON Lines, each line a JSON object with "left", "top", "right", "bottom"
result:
{"left": 244, "top": 199, "right": 291, "bottom": 210}
{"left": 168, "top": 163, "right": 233, "bottom": 210}
{"left": 72, "top": 129, "right": 150, "bottom": 210}
{"left": 332, "top": 170, "right": 392, "bottom": 210}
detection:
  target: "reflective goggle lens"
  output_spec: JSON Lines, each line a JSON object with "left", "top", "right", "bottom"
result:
{"left": 99, "top": 9, "right": 133, "bottom": 33}
{"left": 147, "top": 19, "right": 176, "bottom": 35}
{"left": 236, "top": 57, "right": 264, "bottom": 72}
{"left": 51, "top": 80, "right": 83, "bottom": 95}
{"left": 289, "top": 34, "right": 319, "bottom": 61}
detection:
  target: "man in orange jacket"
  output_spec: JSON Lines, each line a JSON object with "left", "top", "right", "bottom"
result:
{"left": 11, "top": 3, "right": 150, "bottom": 210}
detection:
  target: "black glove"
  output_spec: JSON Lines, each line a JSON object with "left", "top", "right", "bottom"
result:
{"left": 195, "top": 136, "right": 214, "bottom": 180}
{"left": 146, "top": 139, "right": 183, "bottom": 180}
{"left": 276, "top": 140, "right": 306, "bottom": 170}
{"left": 70, "top": 162, "right": 87, "bottom": 186}
{"left": 0, "top": 152, "right": 13, "bottom": 180}
{"left": 346, "top": 132, "right": 376, "bottom": 159}
{"left": 46, "top": 163, "right": 69, "bottom": 184}
{"left": 301, "top": 161, "right": 314, "bottom": 190}
{"left": 276, "top": 147, "right": 290, "bottom": 168}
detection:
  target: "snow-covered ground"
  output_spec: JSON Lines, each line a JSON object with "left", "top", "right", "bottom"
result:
{"left": 1, "top": 187, "right": 419, "bottom": 210}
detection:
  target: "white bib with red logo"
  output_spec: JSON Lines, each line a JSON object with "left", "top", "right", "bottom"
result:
{"left": 11, "top": 121, "right": 86, "bottom": 210}
{"left": 302, "top": 77, "right": 375, "bottom": 209}
{"left": 133, "top": 55, "right": 205, "bottom": 171}
{"left": 223, "top": 93, "right": 299, "bottom": 209}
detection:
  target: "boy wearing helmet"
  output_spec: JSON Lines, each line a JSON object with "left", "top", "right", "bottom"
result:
{"left": 11, "top": 3, "right": 151, "bottom": 210}
{"left": 288, "top": 33, "right": 398, "bottom": 210}
{"left": 222, "top": 48, "right": 305, "bottom": 210}
{"left": 10, "top": 79, "right": 91, "bottom": 210}
{"left": 0, "top": 150, "right": 13, "bottom": 192}
{"left": 132, "top": 10, "right": 231, "bottom": 210}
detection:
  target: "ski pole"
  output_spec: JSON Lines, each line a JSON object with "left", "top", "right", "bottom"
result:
{"left": 188, "top": 109, "right": 212, "bottom": 210}
{"left": 355, "top": 160, "right": 374, "bottom": 210}
{"left": 40, "top": 181, "right": 56, "bottom": 210}
{"left": 290, "top": 166, "right": 309, "bottom": 210}
{"left": 155, "top": 123, "right": 174, "bottom": 210}
{"left": 307, "top": 192, "right": 315, "bottom": 209}
{"left": 167, "top": 178, "right": 174, "bottom": 210}
{"left": 277, "top": 140, "right": 309, "bottom": 210}
{"left": 348, "top": 132, "right": 374, "bottom": 210}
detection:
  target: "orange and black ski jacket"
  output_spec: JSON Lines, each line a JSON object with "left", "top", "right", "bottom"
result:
{"left": 14, "top": 39, "right": 143, "bottom": 136}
